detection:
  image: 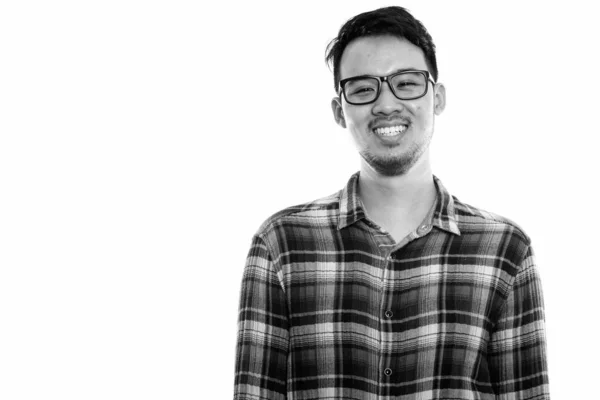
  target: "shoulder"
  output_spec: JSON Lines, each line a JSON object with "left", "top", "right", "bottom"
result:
{"left": 254, "top": 190, "right": 341, "bottom": 237}
{"left": 452, "top": 195, "right": 532, "bottom": 246}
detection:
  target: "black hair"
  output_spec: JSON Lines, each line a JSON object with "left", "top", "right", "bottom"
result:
{"left": 325, "top": 6, "right": 438, "bottom": 91}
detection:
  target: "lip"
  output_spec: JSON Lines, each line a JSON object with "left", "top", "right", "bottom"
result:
{"left": 370, "top": 119, "right": 410, "bottom": 130}
{"left": 372, "top": 126, "right": 408, "bottom": 144}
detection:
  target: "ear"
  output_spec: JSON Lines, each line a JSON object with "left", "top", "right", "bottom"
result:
{"left": 433, "top": 83, "right": 446, "bottom": 115}
{"left": 331, "top": 97, "right": 346, "bottom": 128}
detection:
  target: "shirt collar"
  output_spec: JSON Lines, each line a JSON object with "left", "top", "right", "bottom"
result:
{"left": 431, "top": 175, "right": 461, "bottom": 235}
{"left": 337, "top": 171, "right": 461, "bottom": 236}
{"left": 337, "top": 172, "right": 367, "bottom": 230}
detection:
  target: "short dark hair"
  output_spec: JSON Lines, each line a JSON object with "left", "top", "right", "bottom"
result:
{"left": 325, "top": 6, "right": 438, "bottom": 92}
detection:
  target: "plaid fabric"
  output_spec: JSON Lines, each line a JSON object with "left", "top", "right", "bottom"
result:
{"left": 235, "top": 172, "right": 550, "bottom": 400}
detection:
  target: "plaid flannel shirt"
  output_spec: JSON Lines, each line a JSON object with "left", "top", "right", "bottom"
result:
{"left": 235, "top": 172, "right": 550, "bottom": 400}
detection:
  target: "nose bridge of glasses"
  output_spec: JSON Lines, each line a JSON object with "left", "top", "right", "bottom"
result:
{"left": 378, "top": 76, "right": 401, "bottom": 102}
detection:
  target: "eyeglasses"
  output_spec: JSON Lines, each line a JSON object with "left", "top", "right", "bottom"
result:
{"left": 339, "top": 70, "right": 436, "bottom": 105}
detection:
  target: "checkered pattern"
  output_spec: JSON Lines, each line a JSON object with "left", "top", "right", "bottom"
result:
{"left": 234, "top": 172, "right": 550, "bottom": 400}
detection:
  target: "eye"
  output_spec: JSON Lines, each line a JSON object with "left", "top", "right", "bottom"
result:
{"left": 396, "top": 80, "right": 418, "bottom": 88}
{"left": 352, "top": 87, "right": 375, "bottom": 94}
{"left": 344, "top": 78, "right": 379, "bottom": 97}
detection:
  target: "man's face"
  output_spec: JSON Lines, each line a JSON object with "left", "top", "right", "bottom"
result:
{"left": 332, "top": 35, "right": 446, "bottom": 176}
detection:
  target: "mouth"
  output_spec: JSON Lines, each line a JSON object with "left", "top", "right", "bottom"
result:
{"left": 372, "top": 124, "right": 408, "bottom": 137}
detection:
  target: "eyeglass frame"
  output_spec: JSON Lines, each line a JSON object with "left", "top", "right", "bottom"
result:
{"left": 338, "top": 70, "right": 436, "bottom": 105}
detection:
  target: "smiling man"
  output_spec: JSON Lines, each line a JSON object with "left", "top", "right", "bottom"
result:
{"left": 234, "top": 6, "right": 550, "bottom": 400}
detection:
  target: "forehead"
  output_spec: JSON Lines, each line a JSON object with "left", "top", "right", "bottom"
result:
{"left": 339, "top": 35, "right": 429, "bottom": 79}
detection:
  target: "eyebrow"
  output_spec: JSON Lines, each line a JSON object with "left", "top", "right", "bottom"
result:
{"left": 391, "top": 68, "right": 421, "bottom": 74}
{"left": 342, "top": 68, "right": 423, "bottom": 80}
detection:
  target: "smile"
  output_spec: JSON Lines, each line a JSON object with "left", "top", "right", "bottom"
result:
{"left": 373, "top": 125, "right": 407, "bottom": 137}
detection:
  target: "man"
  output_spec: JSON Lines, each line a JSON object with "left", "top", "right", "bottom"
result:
{"left": 234, "top": 6, "right": 550, "bottom": 400}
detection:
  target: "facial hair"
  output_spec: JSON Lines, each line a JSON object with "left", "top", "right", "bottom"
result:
{"left": 360, "top": 128, "right": 433, "bottom": 177}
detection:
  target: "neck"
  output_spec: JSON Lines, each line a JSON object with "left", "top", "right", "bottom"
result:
{"left": 358, "top": 156, "right": 436, "bottom": 219}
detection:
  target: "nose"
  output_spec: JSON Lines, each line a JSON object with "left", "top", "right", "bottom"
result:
{"left": 371, "top": 81, "right": 404, "bottom": 116}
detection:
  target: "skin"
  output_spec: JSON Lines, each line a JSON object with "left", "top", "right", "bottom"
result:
{"left": 331, "top": 35, "right": 447, "bottom": 242}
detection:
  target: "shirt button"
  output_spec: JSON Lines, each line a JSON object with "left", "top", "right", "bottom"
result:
{"left": 385, "top": 310, "right": 393, "bottom": 318}
{"left": 384, "top": 368, "right": 392, "bottom": 376}
{"left": 418, "top": 224, "right": 431, "bottom": 234}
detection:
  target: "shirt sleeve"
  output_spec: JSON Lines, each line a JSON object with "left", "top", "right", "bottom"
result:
{"left": 234, "top": 234, "right": 289, "bottom": 400}
{"left": 488, "top": 245, "right": 550, "bottom": 399}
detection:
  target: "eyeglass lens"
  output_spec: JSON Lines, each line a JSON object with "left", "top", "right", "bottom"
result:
{"left": 343, "top": 72, "right": 427, "bottom": 104}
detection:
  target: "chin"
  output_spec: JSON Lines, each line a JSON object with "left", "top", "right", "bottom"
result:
{"left": 361, "top": 152, "right": 417, "bottom": 177}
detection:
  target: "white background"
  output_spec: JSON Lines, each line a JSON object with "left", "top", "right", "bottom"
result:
{"left": 1, "top": 1, "right": 598, "bottom": 399}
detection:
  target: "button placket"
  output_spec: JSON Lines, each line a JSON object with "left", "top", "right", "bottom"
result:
{"left": 381, "top": 252, "right": 396, "bottom": 384}
{"left": 380, "top": 252, "right": 394, "bottom": 384}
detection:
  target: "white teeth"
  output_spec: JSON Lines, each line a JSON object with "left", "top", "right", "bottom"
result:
{"left": 374, "top": 125, "right": 407, "bottom": 136}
